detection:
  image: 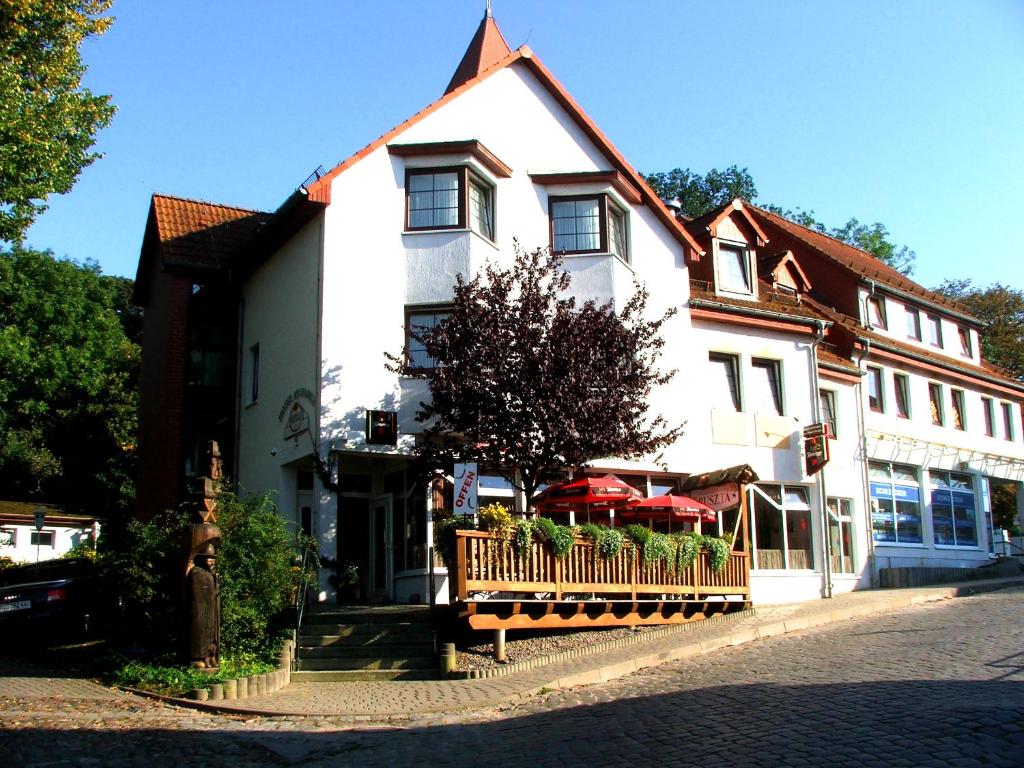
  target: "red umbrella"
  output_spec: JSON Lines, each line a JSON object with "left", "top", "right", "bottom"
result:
{"left": 533, "top": 474, "right": 642, "bottom": 522}
{"left": 618, "top": 494, "right": 717, "bottom": 526}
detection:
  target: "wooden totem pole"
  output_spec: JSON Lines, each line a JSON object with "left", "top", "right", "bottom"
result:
{"left": 185, "top": 441, "right": 223, "bottom": 671}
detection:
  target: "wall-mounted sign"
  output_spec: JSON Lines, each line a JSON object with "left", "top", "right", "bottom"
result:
{"left": 365, "top": 410, "right": 398, "bottom": 445}
{"left": 278, "top": 387, "right": 316, "bottom": 423}
{"left": 283, "top": 401, "right": 310, "bottom": 440}
{"left": 690, "top": 482, "right": 740, "bottom": 511}
{"left": 454, "top": 463, "right": 478, "bottom": 514}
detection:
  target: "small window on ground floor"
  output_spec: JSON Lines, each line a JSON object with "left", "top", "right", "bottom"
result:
{"left": 30, "top": 530, "right": 55, "bottom": 547}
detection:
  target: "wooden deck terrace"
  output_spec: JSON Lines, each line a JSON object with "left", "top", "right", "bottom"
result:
{"left": 450, "top": 530, "right": 751, "bottom": 630}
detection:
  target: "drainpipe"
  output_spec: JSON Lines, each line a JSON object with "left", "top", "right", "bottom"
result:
{"left": 855, "top": 338, "right": 878, "bottom": 587}
{"left": 810, "top": 321, "right": 832, "bottom": 598}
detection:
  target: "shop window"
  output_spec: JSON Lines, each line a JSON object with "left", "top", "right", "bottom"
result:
{"left": 894, "top": 373, "right": 911, "bottom": 419}
{"left": 716, "top": 242, "right": 752, "bottom": 294}
{"left": 819, "top": 389, "right": 837, "bottom": 438}
{"left": 867, "top": 366, "right": 884, "bottom": 412}
{"left": 926, "top": 314, "right": 943, "bottom": 348}
{"left": 930, "top": 470, "right": 977, "bottom": 547}
{"left": 866, "top": 295, "right": 887, "bottom": 329}
{"left": 751, "top": 358, "right": 783, "bottom": 415}
{"left": 550, "top": 195, "right": 628, "bottom": 260}
{"left": 951, "top": 389, "right": 966, "bottom": 431}
{"left": 826, "top": 497, "right": 855, "bottom": 573}
{"left": 905, "top": 307, "right": 921, "bottom": 340}
{"left": 982, "top": 397, "right": 995, "bottom": 437}
{"left": 709, "top": 353, "right": 741, "bottom": 411}
{"left": 868, "top": 461, "right": 923, "bottom": 544}
{"left": 405, "top": 306, "right": 451, "bottom": 370}
{"left": 751, "top": 484, "right": 813, "bottom": 570}
{"left": 928, "top": 383, "right": 944, "bottom": 426}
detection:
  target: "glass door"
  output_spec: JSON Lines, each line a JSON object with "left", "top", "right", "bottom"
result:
{"left": 370, "top": 494, "right": 394, "bottom": 601}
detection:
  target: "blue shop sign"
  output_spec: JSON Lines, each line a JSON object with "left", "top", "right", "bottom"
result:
{"left": 870, "top": 482, "right": 919, "bottom": 503}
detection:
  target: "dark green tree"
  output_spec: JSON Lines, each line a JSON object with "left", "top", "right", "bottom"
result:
{"left": 644, "top": 166, "right": 916, "bottom": 276}
{"left": 0, "top": 0, "right": 116, "bottom": 242}
{"left": 0, "top": 246, "right": 138, "bottom": 513}
{"left": 395, "top": 244, "right": 684, "bottom": 504}
{"left": 934, "top": 279, "right": 1024, "bottom": 380}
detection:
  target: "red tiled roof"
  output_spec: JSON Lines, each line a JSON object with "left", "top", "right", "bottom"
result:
{"left": 151, "top": 194, "right": 270, "bottom": 268}
{"left": 749, "top": 205, "right": 978, "bottom": 322}
{"left": 444, "top": 10, "right": 512, "bottom": 95}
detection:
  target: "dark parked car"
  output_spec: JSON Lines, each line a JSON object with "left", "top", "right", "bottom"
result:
{"left": 0, "top": 558, "right": 114, "bottom": 642}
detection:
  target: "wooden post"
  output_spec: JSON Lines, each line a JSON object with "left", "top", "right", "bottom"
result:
{"left": 555, "top": 557, "right": 563, "bottom": 601}
{"left": 455, "top": 532, "right": 469, "bottom": 602}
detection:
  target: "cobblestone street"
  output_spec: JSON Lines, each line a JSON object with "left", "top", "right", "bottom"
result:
{"left": 3, "top": 587, "right": 1024, "bottom": 767}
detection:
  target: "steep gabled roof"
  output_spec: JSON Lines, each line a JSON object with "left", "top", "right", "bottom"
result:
{"left": 444, "top": 9, "right": 512, "bottom": 94}
{"left": 133, "top": 194, "right": 271, "bottom": 304}
{"left": 302, "top": 19, "right": 704, "bottom": 257}
{"left": 749, "top": 205, "right": 978, "bottom": 324}
{"left": 683, "top": 198, "right": 768, "bottom": 245}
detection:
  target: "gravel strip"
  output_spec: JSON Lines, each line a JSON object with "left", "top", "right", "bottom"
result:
{"left": 457, "top": 625, "right": 657, "bottom": 670}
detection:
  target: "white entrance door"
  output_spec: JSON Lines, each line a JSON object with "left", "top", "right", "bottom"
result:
{"left": 370, "top": 494, "right": 394, "bottom": 601}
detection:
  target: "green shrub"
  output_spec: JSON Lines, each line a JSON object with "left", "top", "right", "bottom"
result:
{"left": 534, "top": 517, "right": 574, "bottom": 557}
{"left": 675, "top": 533, "right": 701, "bottom": 571}
{"left": 644, "top": 531, "right": 674, "bottom": 567}
{"left": 514, "top": 519, "right": 534, "bottom": 557}
{"left": 478, "top": 503, "right": 514, "bottom": 540}
{"left": 576, "top": 523, "right": 603, "bottom": 544}
{"left": 433, "top": 515, "right": 476, "bottom": 569}
{"left": 702, "top": 535, "right": 731, "bottom": 574}
{"left": 112, "top": 656, "right": 274, "bottom": 696}
{"left": 623, "top": 524, "right": 650, "bottom": 551}
{"left": 597, "top": 527, "right": 624, "bottom": 559}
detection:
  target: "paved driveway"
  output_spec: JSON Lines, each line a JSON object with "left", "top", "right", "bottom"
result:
{"left": 2, "top": 587, "right": 1023, "bottom": 767}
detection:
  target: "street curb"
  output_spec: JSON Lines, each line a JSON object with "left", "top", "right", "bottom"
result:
{"left": 122, "top": 577, "right": 1024, "bottom": 720}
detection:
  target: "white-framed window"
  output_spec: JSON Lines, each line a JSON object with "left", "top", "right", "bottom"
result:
{"left": 951, "top": 389, "right": 966, "bottom": 431}
{"left": 709, "top": 352, "right": 741, "bottom": 411}
{"left": 1002, "top": 402, "right": 1016, "bottom": 441}
{"left": 750, "top": 358, "right": 783, "bottom": 415}
{"left": 983, "top": 397, "right": 996, "bottom": 437}
{"left": 926, "top": 314, "right": 943, "bottom": 348}
{"left": 928, "top": 383, "right": 944, "bottom": 426}
{"left": 866, "top": 295, "right": 887, "bottom": 329}
{"left": 550, "top": 195, "right": 628, "bottom": 261}
{"left": 826, "top": 497, "right": 855, "bottom": 573}
{"left": 716, "top": 242, "right": 752, "bottom": 294}
{"left": 819, "top": 389, "right": 838, "bottom": 438}
{"left": 930, "top": 470, "right": 977, "bottom": 547}
{"left": 248, "top": 344, "right": 260, "bottom": 404}
{"left": 894, "top": 373, "right": 911, "bottom": 419}
{"left": 405, "top": 306, "right": 452, "bottom": 370}
{"left": 0, "top": 528, "right": 15, "bottom": 547}
{"left": 407, "top": 167, "right": 495, "bottom": 240}
{"left": 905, "top": 307, "right": 922, "bottom": 340}
{"left": 751, "top": 484, "right": 813, "bottom": 570}
{"left": 30, "top": 530, "right": 55, "bottom": 547}
{"left": 958, "top": 327, "right": 973, "bottom": 357}
{"left": 867, "top": 366, "right": 884, "bottom": 413}
{"left": 869, "top": 461, "right": 923, "bottom": 544}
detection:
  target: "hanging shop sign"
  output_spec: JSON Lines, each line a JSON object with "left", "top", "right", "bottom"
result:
{"left": 803, "top": 422, "right": 831, "bottom": 476}
{"left": 689, "top": 482, "right": 740, "bottom": 511}
{"left": 365, "top": 410, "right": 398, "bottom": 445}
{"left": 453, "top": 463, "right": 478, "bottom": 514}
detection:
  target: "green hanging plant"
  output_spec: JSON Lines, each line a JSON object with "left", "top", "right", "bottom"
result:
{"left": 577, "top": 523, "right": 603, "bottom": 544}
{"left": 514, "top": 519, "right": 534, "bottom": 557}
{"left": 702, "top": 535, "right": 731, "bottom": 574}
{"left": 534, "top": 517, "right": 574, "bottom": 557}
{"left": 645, "top": 532, "right": 674, "bottom": 567}
{"left": 676, "top": 533, "right": 702, "bottom": 571}
{"left": 598, "top": 527, "right": 624, "bottom": 559}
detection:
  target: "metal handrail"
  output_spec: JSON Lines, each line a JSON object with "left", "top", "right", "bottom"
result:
{"left": 293, "top": 545, "right": 317, "bottom": 667}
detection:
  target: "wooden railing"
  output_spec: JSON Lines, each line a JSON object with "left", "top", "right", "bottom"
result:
{"left": 452, "top": 530, "right": 750, "bottom": 602}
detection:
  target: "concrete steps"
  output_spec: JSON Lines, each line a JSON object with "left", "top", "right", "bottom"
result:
{"left": 295, "top": 604, "right": 437, "bottom": 680}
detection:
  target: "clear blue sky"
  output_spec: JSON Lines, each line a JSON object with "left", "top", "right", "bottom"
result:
{"left": 23, "top": 0, "right": 1024, "bottom": 291}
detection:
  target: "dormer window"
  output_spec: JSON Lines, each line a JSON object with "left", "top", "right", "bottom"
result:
{"left": 550, "top": 194, "right": 628, "bottom": 261}
{"left": 866, "top": 296, "right": 887, "bottom": 330}
{"left": 958, "top": 327, "right": 972, "bottom": 357}
{"left": 717, "top": 243, "right": 752, "bottom": 294}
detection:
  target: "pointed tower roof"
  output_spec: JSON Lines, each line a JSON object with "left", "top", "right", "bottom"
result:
{"left": 444, "top": 6, "right": 512, "bottom": 94}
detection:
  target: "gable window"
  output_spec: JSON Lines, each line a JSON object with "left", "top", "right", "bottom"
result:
{"left": 951, "top": 389, "right": 966, "bottom": 430}
{"left": 405, "top": 307, "right": 451, "bottom": 370}
{"left": 406, "top": 168, "right": 495, "bottom": 239}
{"left": 866, "top": 296, "right": 887, "bottom": 329}
{"left": 751, "top": 358, "right": 783, "bottom": 415}
{"left": 926, "top": 314, "right": 943, "bottom": 348}
{"left": 819, "top": 389, "right": 837, "bottom": 438}
{"left": 717, "top": 243, "right": 752, "bottom": 294}
{"left": 905, "top": 307, "right": 922, "bottom": 340}
{"left": 1002, "top": 402, "right": 1016, "bottom": 441}
{"left": 982, "top": 397, "right": 995, "bottom": 437}
{"left": 894, "top": 373, "right": 911, "bottom": 419}
{"left": 958, "top": 327, "right": 973, "bottom": 357}
{"left": 930, "top": 470, "right": 977, "bottom": 548}
{"left": 709, "top": 353, "right": 741, "bottom": 411}
{"left": 550, "top": 195, "right": 627, "bottom": 260}
{"left": 869, "top": 461, "right": 923, "bottom": 545}
{"left": 928, "top": 383, "right": 944, "bottom": 426}
{"left": 867, "top": 366, "right": 884, "bottom": 413}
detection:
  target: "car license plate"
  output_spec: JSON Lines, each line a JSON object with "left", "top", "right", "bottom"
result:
{"left": 0, "top": 600, "right": 31, "bottom": 614}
